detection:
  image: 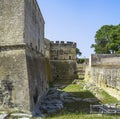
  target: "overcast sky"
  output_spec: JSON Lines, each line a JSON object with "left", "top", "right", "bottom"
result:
{"left": 37, "top": 0, "right": 120, "bottom": 58}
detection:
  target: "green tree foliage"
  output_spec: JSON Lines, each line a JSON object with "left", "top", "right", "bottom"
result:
{"left": 91, "top": 24, "right": 120, "bottom": 54}
{"left": 76, "top": 48, "right": 82, "bottom": 57}
{"left": 77, "top": 58, "right": 85, "bottom": 64}
{"left": 76, "top": 48, "right": 83, "bottom": 64}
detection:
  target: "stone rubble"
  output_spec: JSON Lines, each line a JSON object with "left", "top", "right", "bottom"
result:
{"left": 0, "top": 114, "right": 8, "bottom": 119}
{"left": 40, "top": 88, "right": 63, "bottom": 115}
{"left": 83, "top": 81, "right": 102, "bottom": 97}
{"left": 72, "top": 79, "right": 81, "bottom": 85}
{"left": 0, "top": 112, "right": 32, "bottom": 119}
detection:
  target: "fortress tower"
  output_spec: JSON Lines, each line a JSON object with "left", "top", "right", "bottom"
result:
{"left": 44, "top": 39, "right": 77, "bottom": 81}
{"left": 0, "top": 0, "right": 48, "bottom": 112}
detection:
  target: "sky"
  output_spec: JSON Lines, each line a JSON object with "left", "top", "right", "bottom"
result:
{"left": 37, "top": 0, "right": 120, "bottom": 58}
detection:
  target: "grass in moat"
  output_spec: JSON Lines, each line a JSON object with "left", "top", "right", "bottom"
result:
{"left": 43, "top": 79, "right": 120, "bottom": 119}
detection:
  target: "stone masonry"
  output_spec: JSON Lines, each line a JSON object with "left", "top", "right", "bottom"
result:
{"left": 44, "top": 40, "right": 77, "bottom": 81}
{"left": 85, "top": 54, "right": 120, "bottom": 99}
{"left": 0, "top": 0, "right": 48, "bottom": 113}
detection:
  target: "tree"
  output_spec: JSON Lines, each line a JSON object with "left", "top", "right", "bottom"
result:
{"left": 77, "top": 58, "right": 85, "bottom": 64}
{"left": 91, "top": 24, "right": 120, "bottom": 54}
{"left": 76, "top": 48, "right": 82, "bottom": 57}
{"left": 76, "top": 48, "right": 82, "bottom": 64}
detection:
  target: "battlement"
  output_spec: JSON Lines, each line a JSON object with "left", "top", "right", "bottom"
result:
{"left": 50, "top": 41, "right": 76, "bottom": 47}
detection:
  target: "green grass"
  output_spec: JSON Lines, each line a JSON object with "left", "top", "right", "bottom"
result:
{"left": 98, "top": 90, "right": 119, "bottom": 104}
{"left": 43, "top": 110, "right": 120, "bottom": 119}
{"left": 44, "top": 113, "right": 119, "bottom": 119}
{"left": 44, "top": 80, "right": 120, "bottom": 119}
{"left": 63, "top": 83, "right": 95, "bottom": 98}
{"left": 63, "top": 83, "right": 83, "bottom": 92}
{"left": 60, "top": 82, "right": 99, "bottom": 114}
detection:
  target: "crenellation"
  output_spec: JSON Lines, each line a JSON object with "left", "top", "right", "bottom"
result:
{"left": 55, "top": 41, "right": 59, "bottom": 44}
{"left": 44, "top": 39, "right": 77, "bottom": 81}
{"left": 61, "top": 41, "right": 64, "bottom": 44}
{"left": 50, "top": 41, "right": 76, "bottom": 60}
{"left": 50, "top": 41, "right": 76, "bottom": 48}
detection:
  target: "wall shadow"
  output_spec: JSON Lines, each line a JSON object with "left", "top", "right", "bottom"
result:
{"left": 63, "top": 91, "right": 101, "bottom": 114}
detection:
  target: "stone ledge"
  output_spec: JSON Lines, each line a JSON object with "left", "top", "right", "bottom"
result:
{"left": 0, "top": 44, "right": 26, "bottom": 51}
{"left": 0, "top": 44, "right": 44, "bottom": 56}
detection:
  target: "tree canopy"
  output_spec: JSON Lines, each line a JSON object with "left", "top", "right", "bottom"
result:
{"left": 76, "top": 48, "right": 82, "bottom": 57}
{"left": 91, "top": 24, "right": 120, "bottom": 54}
{"left": 76, "top": 48, "right": 83, "bottom": 64}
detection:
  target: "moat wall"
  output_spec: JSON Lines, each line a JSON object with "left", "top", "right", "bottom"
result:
{"left": 0, "top": 48, "right": 30, "bottom": 111}
{"left": 0, "top": 0, "right": 48, "bottom": 112}
{"left": 26, "top": 48, "right": 49, "bottom": 112}
{"left": 85, "top": 54, "right": 120, "bottom": 99}
{"left": 0, "top": 47, "right": 48, "bottom": 112}
{"left": 51, "top": 60, "right": 77, "bottom": 80}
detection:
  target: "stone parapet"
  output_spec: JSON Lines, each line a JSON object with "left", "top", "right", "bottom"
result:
{"left": 90, "top": 54, "right": 120, "bottom": 66}
{"left": 50, "top": 41, "right": 76, "bottom": 47}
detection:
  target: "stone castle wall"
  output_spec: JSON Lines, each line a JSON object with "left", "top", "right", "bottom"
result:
{"left": 26, "top": 48, "right": 48, "bottom": 111}
{"left": 50, "top": 41, "right": 76, "bottom": 60}
{"left": 0, "top": 47, "right": 30, "bottom": 111}
{"left": 24, "top": 0, "right": 45, "bottom": 54}
{"left": 24, "top": 0, "right": 48, "bottom": 112}
{"left": 0, "top": 0, "right": 24, "bottom": 46}
{"left": 48, "top": 41, "right": 77, "bottom": 80}
{"left": 85, "top": 54, "right": 120, "bottom": 99}
{"left": 51, "top": 60, "right": 77, "bottom": 80}
{"left": 44, "top": 38, "right": 51, "bottom": 59}
{"left": 0, "top": 0, "right": 48, "bottom": 112}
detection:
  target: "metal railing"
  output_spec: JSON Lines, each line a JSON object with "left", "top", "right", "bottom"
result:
{"left": 90, "top": 103, "right": 120, "bottom": 119}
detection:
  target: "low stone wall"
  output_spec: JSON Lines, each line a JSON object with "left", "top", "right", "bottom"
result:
{"left": 50, "top": 60, "right": 77, "bottom": 80}
{"left": 85, "top": 54, "right": 120, "bottom": 99}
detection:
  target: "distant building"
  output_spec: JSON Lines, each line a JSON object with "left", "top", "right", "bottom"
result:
{"left": 50, "top": 41, "right": 76, "bottom": 60}
{"left": 44, "top": 39, "right": 77, "bottom": 80}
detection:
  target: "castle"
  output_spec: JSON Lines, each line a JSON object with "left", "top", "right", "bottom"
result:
{"left": 44, "top": 39, "right": 77, "bottom": 81}
{"left": 0, "top": 0, "right": 48, "bottom": 112}
{"left": 0, "top": 0, "right": 77, "bottom": 113}
{"left": 2, "top": 0, "right": 120, "bottom": 115}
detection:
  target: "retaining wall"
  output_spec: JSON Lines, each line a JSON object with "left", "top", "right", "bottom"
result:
{"left": 85, "top": 54, "right": 120, "bottom": 99}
